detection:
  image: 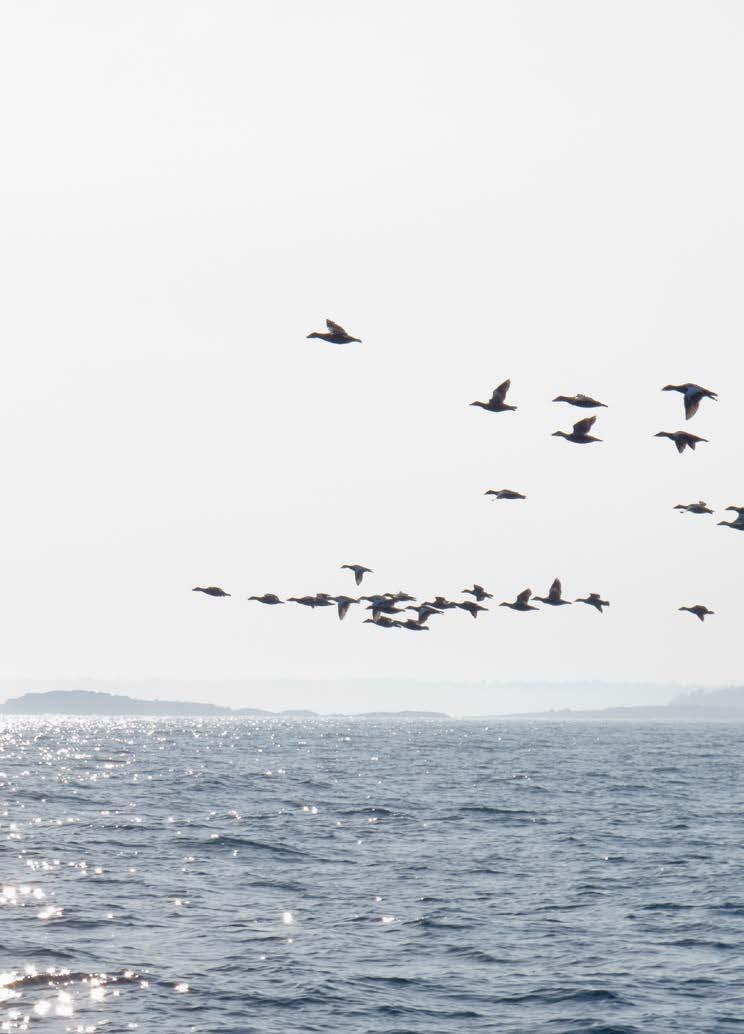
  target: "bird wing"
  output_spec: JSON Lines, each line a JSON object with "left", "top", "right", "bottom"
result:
{"left": 572, "top": 415, "right": 596, "bottom": 435}
{"left": 489, "top": 379, "right": 511, "bottom": 404}
{"left": 516, "top": 588, "right": 532, "bottom": 605}
{"left": 684, "top": 394, "right": 700, "bottom": 419}
{"left": 338, "top": 601, "right": 351, "bottom": 621}
{"left": 326, "top": 319, "right": 349, "bottom": 335}
{"left": 549, "top": 578, "right": 562, "bottom": 601}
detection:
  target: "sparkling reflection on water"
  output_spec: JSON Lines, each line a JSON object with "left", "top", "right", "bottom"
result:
{"left": 0, "top": 717, "right": 743, "bottom": 1033}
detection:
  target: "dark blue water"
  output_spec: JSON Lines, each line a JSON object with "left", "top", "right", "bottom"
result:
{"left": 1, "top": 718, "right": 742, "bottom": 1032}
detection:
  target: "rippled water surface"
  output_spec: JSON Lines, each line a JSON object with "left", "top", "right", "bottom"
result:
{"left": 1, "top": 717, "right": 743, "bottom": 1032}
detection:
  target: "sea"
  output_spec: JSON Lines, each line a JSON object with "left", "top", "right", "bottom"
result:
{"left": 0, "top": 717, "right": 742, "bottom": 1033}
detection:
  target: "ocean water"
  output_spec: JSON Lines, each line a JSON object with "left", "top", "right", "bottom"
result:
{"left": 0, "top": 718, "right": 742, "bottom": 1033}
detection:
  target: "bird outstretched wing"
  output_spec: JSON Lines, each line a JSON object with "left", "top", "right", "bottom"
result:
{"left": 516, "top": 588, "right": 532, "bottom": 605}
{"left": 489, "top": 379, "right": 511, "bottom": 404}
{"left": 326, "top": 319, "right": 348, "bottom": 336}
{"left": 572, "top": 415, "right": 596, "bottom": 435}
{"left": 548, "top": 578, "right": 562, "bottom": 601}
{"left": 684, "top": 394, "right": 701, "bottom": 420}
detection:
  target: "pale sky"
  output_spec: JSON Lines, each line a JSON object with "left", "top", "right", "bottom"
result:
{"left": 2, "top": 1, "right": 743, "bottom": 714}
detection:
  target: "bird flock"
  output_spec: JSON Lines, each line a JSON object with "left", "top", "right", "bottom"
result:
{"left": 193, "top": 323, "right": 728, "bottom": 627}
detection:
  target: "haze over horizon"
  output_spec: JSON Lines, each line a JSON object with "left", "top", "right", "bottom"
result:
{"left": 3, "top": 2, "right": 744, "bottom": 714}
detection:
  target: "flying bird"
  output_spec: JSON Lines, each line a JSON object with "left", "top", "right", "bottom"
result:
{"left": 364, "top": 616, "right": 400, "bottom": 629}
{"left": 332, "top": 595, "right": 359, "bottom": 621}
{"left": 673, "top": 501, "right": 713, "bottom": 515}
{"left": 500, "top": 588, "right": 538, "bottom": 612}
{"left": 533, "top": 578, "right": 571, "bottom": 606}
{"left": 552, "top": 394, "right": 607, "bottom": 409}
{"left": 247, "top": 594, "right": 284, "bottom": 604}
{"left": 679, "top": 604, "right": 714, "bottom": 622}
{"left": 485, "top": 489, "right": 526, "bottom": 500}
{"left": 428, "top": 596, "right": 459, "bottom": 611}
{"left": 395, "top": 619, "right": 430, "bottom": 632}
{"left": 192, "top": 586, "right": 230, "bottom": 597}
{"left": 552, "top": 415, "right": 601, "bottom": 444}
{"left": 307, "top": 319, "right": 361, "bottom": 344}
{"left": 470, "top": 379, "right": 516, "bottom": 413}
{"left": 662, "top": 383, "right": 717, "bottom": 420}
{"left": 287, "top": 595, "right": 320, "bottom": 608}
{"left": 341, "top": 564, "right": 373, "bottom": 586}
{"left": 654, "top": 431, "right": 708, "bottom": 454}
{"left": 406, "top": 604, "right": 444, "bottom": 624}
{"left": 718, "top": 515, "right": 744, "bottom": 531}
{"left": 462, "top": 584, "right": 493, "bottom": 602}
{"left": 575, "top": 593, "right": 610, "bottom": 613}
{"left": 456, "top": 600, "right": 488, "bottom": 619}
{"left": 365, "top": 601, "right": 406, "bottom": 620}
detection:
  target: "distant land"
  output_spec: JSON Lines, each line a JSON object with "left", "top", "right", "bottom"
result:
{"left": 0, "top": 690, "right": 448, "bottom": 719}
{"left": 501, "top": 685, "right": 744, "bottom": 721}
{"left": 0, "top": 686, "right": 743, "bottom": 720}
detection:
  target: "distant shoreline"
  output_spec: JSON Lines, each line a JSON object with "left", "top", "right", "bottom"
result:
{"left": 0, "top": 690, "right": 449, "bottom": 719}
{"left": 2, "top": 688, "right": 744, "bottom": 721}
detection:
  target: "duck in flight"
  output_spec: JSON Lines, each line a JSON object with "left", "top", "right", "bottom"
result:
{"left": 673, "top": 501, "right": 713, "bottom": 515}
{"left": 248, "top": 593, "right": 284, "bottom": 604}
{"left": 470, "top": 379, "right": 516, "bottom": 413}
{"left": 462, "top": 584, "right": 492, "bottom": 602}
{"left": 395, "top": 619, "right": 430, "bottom": 632}
{"left": 679, "top": 604, "right": 714, "bottom": 622}
{"left": 575, "top": 593, "right": 610, "bottom": 613}
{"left": 406, "top": 604, "right": 444, "bottom": 624}
{"left": 332, "top": 595, "right": 360, "bottom": 621}
{"left": 662, "top": 383, "right": 717, "bottom": 420}
{"left": 717, "top": 513, "right": 744, "bottom": 531}
{"left": 457, "top": 600, "right": 488, "bottom": 619}
{"left": 365, "top": 601, "right": 406, "bottom": 620}
{"left": 553, "top": 393, "right": 607, "bottom": 409}
{"left": 500, "top": 588, "right": 538, "bottom": 612}
{"left": 484, "top": 489, "right": 526, "bottom": 500}
{"left": 364, "top": 615, "right": 400, "bottom": 629}
{"left": 533, "top": 578, "right": 571, "bottom": 606}
{"left": 307, "top": 319, "right": 361, "bottom": 344}
{"left": 341, "top": 564, "right": 373, "bottom": 586}
{"left": 654, "top": 431, "right": 708, "bottom": 454}
{"left": 193, "top": 586, "right": 230, "bottom": 597}
{"left": 552, "top": 415, "right": 601, "bottom": 444}
{"left": 427, "top": 596, "right": 459, "bottom": 611}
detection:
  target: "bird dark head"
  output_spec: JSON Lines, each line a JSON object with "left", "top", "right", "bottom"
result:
{"left": 661, "top": 385, "right": 678, "bottom": 392}
{"left": 551, "top": 430, "right": 566, "bottom": 438}
{"left": 499, "top": 601, "right": 509, "bottom": 607}
{"left": 552, "top": 396, "right": 566, "bottom": 403}
{"left": 653, "top": 431, "right": 668, "bottom": 438}
{"left": 306, "top": 332, "right": 321, "bottom": 339}
{"left": 349, "top": 337, "right": 362, "bottom": 343}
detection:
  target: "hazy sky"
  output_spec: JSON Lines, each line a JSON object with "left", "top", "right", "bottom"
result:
{"left": 2, "top": 1, "right": 743, "bottom": 713}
